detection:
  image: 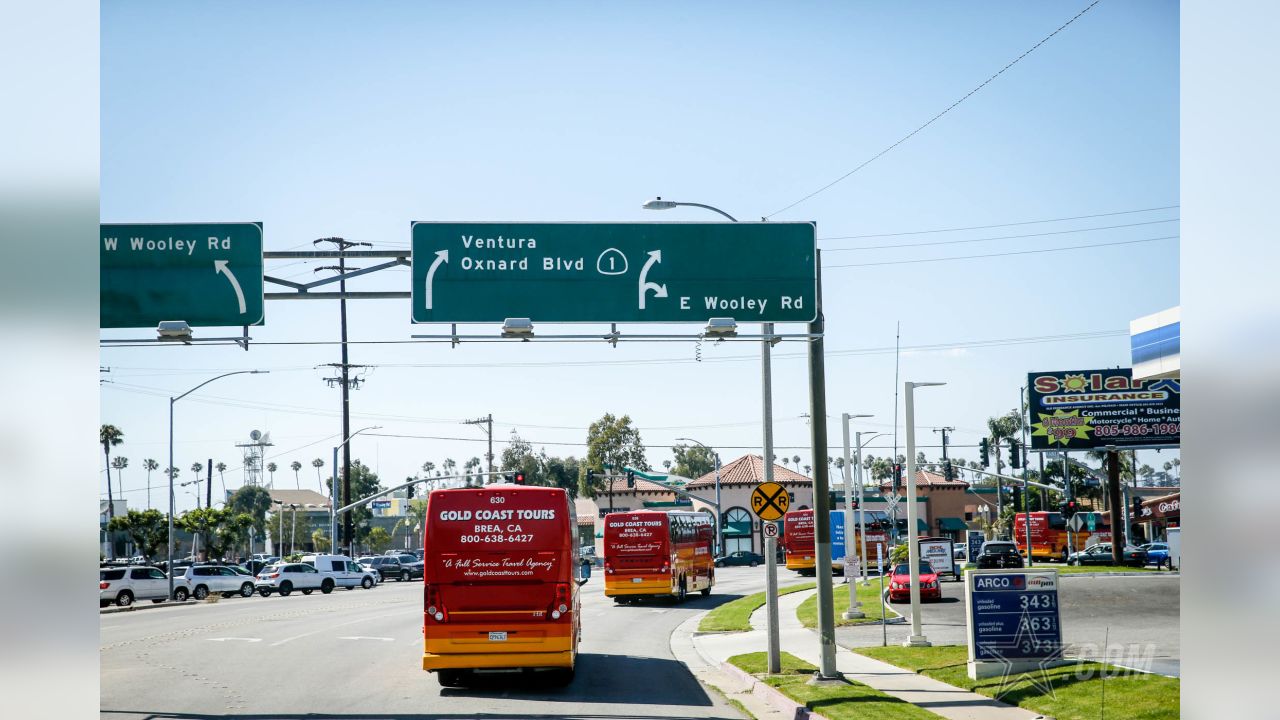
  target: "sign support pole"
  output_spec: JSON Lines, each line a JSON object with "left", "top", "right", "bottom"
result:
{"left": 761, "top": 321, "right": 782, "bottom": 675}
{"left": 840, "top": 414, "right": 863, "bottom": 619}
{"left": 807, "top": 251, "right": 842, "bottom": 680}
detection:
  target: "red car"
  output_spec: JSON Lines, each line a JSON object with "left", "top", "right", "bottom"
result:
{"left": 886, "top": 561, "right": 941, "bottom": 603}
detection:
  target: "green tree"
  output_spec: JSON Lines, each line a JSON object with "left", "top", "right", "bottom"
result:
{"left": 290, "top": 460, "right": 303, "bottom": 488}
{"left": 227, "top": 485, "right": 274, "bottom": 539}
{"left": 580, "top": 413, "right": 648, "bottom": 498}
{"left": 177, "top": 507, "right": 252, "bottom": 561}
{"left": 326, "top": 459, "right": 383, "bottom": 545}
{"left": 367, "top": 526, "right": 393, "bottom": 554}
{"left": 406, "top": 498, "right": 429, "bottom": 530}
{"left": 268, "top": 506, "right": 312, "bottom": 555}
{"left": 670, "top": 443, "right": 715, "bottom": 479}
{"left": 311, "top": 529, "right": 330, "bottom": 552}
{"left": 100, "top": 424, "right": 124, "bottom": 521}
{"left": 1138, "top": 464, "right": 1155, "bottom": 486}
{"left": 542, "top": 454, "right": 580, "bottom": 498}
{"left": 986, "top": 410, "right": 1023, "bottom": 474}
{"left": 107, "top": 509, "right": 168, "bottom": 561}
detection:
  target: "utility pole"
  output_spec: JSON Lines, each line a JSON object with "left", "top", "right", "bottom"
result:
{"left": 933, "top": 427, "right": 953, "bottom": 462}
{"left": 316, "top": 237, "right": 371, "bottom": 556}
{"left": 464, "top": 415, "right": 495, "bottom": 477}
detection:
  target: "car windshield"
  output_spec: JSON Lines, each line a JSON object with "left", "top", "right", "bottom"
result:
{"left": 892, "top": 563, "right": 934, "bottom": 575}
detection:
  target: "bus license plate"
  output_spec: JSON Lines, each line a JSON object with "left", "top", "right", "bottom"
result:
{"left": 488, "top": 631, "right": 507, "bottom": 642}
{"left": 632, "top": 577, "right": 643, "bottom": 583}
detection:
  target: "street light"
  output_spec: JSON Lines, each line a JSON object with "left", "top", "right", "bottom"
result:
{"left": 331, "top": 425, "right": 381, "bottom": 555}
{"left": 839, "top": 413, "right": 872, "bottom": 620}
{"left": 854, "top": 431, "right": 884, "bottom": 587}
{"left": 676, "top": 437, "right": 722, "bottom": 556}
{"left": 903, "top": 381, "right": 945, "bottom": 648}
{"left": 642, "top": 197, "right": 738, "bottom": 221}
{"left": 168, "top": 370, "right": 268, "bottom": 600}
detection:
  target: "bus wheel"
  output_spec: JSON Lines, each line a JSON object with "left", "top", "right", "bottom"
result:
{"left": 701, "top": 587, "right": 711, "bottom": 596}
{"left": 437, "top": 669, "right": 468, "bottom": 688}
{"left": 549, "top": 667, "right": 575, "bottom": 687}
{"left": 677, "top": 578, "right": 687, "bottom": 603}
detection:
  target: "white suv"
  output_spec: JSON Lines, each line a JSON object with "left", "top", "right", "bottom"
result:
{"left": 255, "top": 563, "right": 334, "bottom": 597}
{"left": 177, "top": 564, "right": 258, "bottom": 600}
{"left": 100, "top": 566, "right": 190, "bottom": 607}
{"left": 301, "top": 554, "right": 378, "bottom": 590}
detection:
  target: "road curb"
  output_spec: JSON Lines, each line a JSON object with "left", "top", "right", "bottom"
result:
{"left": 100, "top": 600, "right": 198, "bottom": 615}
{"left": 719, "top": 660, "right": 815, "bottom": 720}
{"left": 1059, "top": 571, "right": 1180, "bottom": 578}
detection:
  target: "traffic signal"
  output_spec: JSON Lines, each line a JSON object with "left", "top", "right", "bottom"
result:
{"left": 1009, "top": 440, "right": 1021, "bottom": 469}
{"left": 1132, "top": 496, "right": 1144, "bottom": 520}
{"left": 828, "top": 490, "right": 838, "bottom": 508}
{"left": 1062, "top": 499, "right": 1078, "bottom": 519}
{"left": 1012, "top": 486, "right": 1022, "bottom": 509}
{"left": 406, "top": 484, "right": 415, "bottom": 499}
{"left": 626, "top": 470, "right": 635, "bottom": 489}
{"left": 979, "top": 439, "right": 990, "bottom": 468}
{"left": 892, "top": 464, "right": 903, "bottom": 493}
{"left": 851, "top": 497, "right": 860, "bottom": 510}
{"left": 506, "top": 472, "right": 526, "bottom": 484}
{"left": 587, "top": 469, "right": 596, "bottom": 487}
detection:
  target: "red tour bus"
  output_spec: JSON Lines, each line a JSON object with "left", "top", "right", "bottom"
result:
{"left": 602, "top": 510, "right": 714, "bottom": 603}
{"left": 1013, "top": 510, "right": 1109, "bottom": 560}
{"left": 782, "top": 509, "right": 817, "bottom": 575}
{"left": 421, "top": 484, "right": 589, "bottom": 687}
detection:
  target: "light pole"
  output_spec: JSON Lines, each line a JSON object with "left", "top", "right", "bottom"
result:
{"left": 290, "top": 503, "right": 299, "bottom": 557}
{"left": 331, "top": 425, "right": 381, "bottom": 555}
{"left": 903, "top": 381, "right": 945, "bottom": 648}
{"left": 168, "top": 370, "right": 267, "bottom": 600}
{"left": 676, "top": 437, "right": 722, "bottom": 556}
{"left": 839, "top": 413, "right": 872, "bottom": 620}
{"left": 854, "top": 431, "right": 884, "bottom": 587}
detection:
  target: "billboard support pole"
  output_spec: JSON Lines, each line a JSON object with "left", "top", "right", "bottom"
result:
{"left": 1107, "top": 447, "right": 1126, "bottom": 564}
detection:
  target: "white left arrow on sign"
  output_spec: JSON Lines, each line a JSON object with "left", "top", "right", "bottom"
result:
{"left": 424, "top": 250, "right": 448, "bottom": 310}
{"left": 214, "top": 260, "right": 247, "bottom": 314}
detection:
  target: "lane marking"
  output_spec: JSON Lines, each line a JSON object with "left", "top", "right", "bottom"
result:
{"left": 206, "top": 637, "right": 262, "bottom": 642}
{"left": 270, "top": 612, "right": 405, "bottom": 647}
{"left": 338, "top": 636, "right": 394, "bottom": 642}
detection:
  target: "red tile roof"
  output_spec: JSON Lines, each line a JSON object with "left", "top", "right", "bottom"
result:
{"left": 878, "top": 469, "right": 969, "bottom": 490}
{"left": 687, "top": 455, "right": 812, "bottom": 488}
{"left": 602, "top": 476, "right": 676, "bottom": 495}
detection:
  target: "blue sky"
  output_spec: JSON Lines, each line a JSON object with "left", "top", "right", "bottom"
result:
{"left": 100, "top": 1, "right": 1179, "bottom": 510}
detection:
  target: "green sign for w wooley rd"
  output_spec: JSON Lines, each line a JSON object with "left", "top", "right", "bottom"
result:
{"left": 410, "top": 222, "right": 817, "bottom": 324}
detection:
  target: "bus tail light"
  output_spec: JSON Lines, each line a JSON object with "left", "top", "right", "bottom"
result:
{"left": 661, "top": 560, "right": 670, "bottom": 573}
{"left": 549, "top": 583, "right": 569, "bottom": 620}
{"left": 603, "top": 560, "right": 613, "bottom": 575}
{"left": 425, "top": 584, "right": 447, "bottom": 622}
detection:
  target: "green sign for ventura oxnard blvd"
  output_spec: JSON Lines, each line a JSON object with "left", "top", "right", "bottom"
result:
{"left": 410, "top": 222, "right": 817, "bottom": 323}
{"left": 100, "top": 223, "right": 265, "bottom": 329}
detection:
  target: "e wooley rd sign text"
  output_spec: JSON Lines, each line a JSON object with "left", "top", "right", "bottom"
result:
{"left": 411, "top": 222, "right": 816, "bottom": 323}
{"left": 101, "top": 222, "right": 265, "bottom": 329}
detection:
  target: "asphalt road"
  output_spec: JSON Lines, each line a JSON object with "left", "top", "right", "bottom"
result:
{"left": 829, "top": 572, "right": 1181, "bottom": 676}
{"left": 100, "top": 567, "right": 772, "bottom": 719}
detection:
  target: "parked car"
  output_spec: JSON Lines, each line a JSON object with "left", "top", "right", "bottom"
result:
{"left": 178, "top": 564, "right": 258, "bottom": 599}
{"left": 715, "top": 551, "right": 765, "bottom": 567}
{"left": 975, "top": 541, "right": 1024, "bottom": 569}
{"left": 369, "top": 556, "right": 407, "bottom": 581}
{"left": 886, "top": 561, "right": 941, "bottom": 603}
{"left": 381, "top": 553, "right": 424, "bottom": 580}
{"left": 300, "top": 554, "right": 378, "bottom": 590}
{"left": 100, "top": 566, "right": 190, "bottom": 607}
{"left": 1067, "top": 543, "right": 1148, "bottom": 567}
{"left": 1139, "top": 542, "right": 1170, "bottom": 567}
{"left": 255, "top": 563, "right": 334, "bottom": 597}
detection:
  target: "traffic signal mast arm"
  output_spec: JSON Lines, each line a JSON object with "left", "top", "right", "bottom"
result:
{"left": 946, "top": 465, "right": 1059, "bottom": 491}
{"left": 334, "top": 470, "right": 508, "bottom": 515}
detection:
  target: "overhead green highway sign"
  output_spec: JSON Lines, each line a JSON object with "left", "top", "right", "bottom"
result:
{"left": 100, "top": 223, "right": 265, "bottom": 329}
{"left": 410, "top": 222, "right": 816, "bottom": 323}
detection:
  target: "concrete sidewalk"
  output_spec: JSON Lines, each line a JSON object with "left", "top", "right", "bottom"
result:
{"left": 688, "top": 587, "right": 1044, "bottom": 720}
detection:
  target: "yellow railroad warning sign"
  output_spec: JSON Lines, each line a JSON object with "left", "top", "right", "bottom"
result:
{"left": 750, "top": 481, "right": 790, "bottom": 521}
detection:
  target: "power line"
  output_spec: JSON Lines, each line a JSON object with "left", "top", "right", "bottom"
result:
{"left": 824, "top": 235, "right": 1177, "bottom": 268}
{"left": 821, "top": 218, "right": 1177, "bottom": 252}
{"left": 765, "top": 0, "right": 1103, "bottom": 218}
{"left": 818, "top": 204, "right": 1177, "bottom": 240}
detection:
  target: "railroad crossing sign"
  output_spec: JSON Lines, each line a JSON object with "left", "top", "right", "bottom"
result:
{"left": 411, "top": 222, "right": 816, "bottom": 323}
{"left": 750, "top": 481, "right": 790, "bottom": 521}
{"left": 100, "top": 223, "right": 265, "bottom": 328}
{"left": 883, "top": 494, "right": 902, "bottom": 514}
{"left": 762, "top": 521, "right": 779, "bottom": 538}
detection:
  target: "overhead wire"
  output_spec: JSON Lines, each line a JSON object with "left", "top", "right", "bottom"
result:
{"left": 820, "top": 218, "right": 1177, "bottom": 251}
{"left": 824, "top": 235, "right": 1177, "bottom": 268}
{"left": 818, "top": 204, "right": 1177, "bottom": 240}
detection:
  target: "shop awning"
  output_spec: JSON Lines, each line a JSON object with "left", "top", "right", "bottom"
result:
{"left": 724, "top": 521, "right": 753, "bottom": 536}
{"left": 937, "top": 517, "right": 969, "bottom": 532}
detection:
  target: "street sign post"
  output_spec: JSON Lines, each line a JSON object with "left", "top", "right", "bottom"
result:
{"left": 411, "top": 222, "right": 816, "bottom": 323}
{"left": 965, "top": 568, "right": 1067, "bottom": 679}
{"left": 101, "top": 223, "right": 265, "bottom": 328}
{"left": 750, "top": 481, "right": 791, "bottom": 522}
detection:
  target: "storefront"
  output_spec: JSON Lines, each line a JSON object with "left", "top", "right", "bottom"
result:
{"left": 1137, "top": 492, "right": 1179, "bottom": 542}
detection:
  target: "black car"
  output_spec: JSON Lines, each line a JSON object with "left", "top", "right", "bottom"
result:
{"left": 975, "top": 541, "right": 1024, "bottom": 569}
{"left": 370, "top": 555, "right": 423, "bottom": 581}
{"left": 1068, "top": 543, "right": 1148, "bottom": 567}
{"left": 715, "top": 551, "right": 765, "bottom": 568}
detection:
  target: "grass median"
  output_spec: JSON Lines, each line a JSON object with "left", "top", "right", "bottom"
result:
{"left": 697, "top": 582, "right": 815, "bottom": 632}
{"left": 857, "top": 645, "right": 1179, "bottom": 720}
{"left": 796, "top": 580, "right": 891, "bottom": 627}
{"left": 729, "top": 652, "right": 939, "bottom": 720}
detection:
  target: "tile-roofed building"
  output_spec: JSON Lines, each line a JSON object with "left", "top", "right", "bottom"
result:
{"left": 266, "top": 489, "right": 332, "bottom": 508}
{"left": 686, "top": 454, "right": 812, "bottom": 488}
{"left": 683, "top": 455, "right": 818, "bottom": 556}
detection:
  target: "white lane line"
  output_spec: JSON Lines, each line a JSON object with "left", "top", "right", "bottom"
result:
{"left": 337, "top": 636, "right": 395, "bottom": 642}
{"left": 270, "top": 612, "right": 404, "bottom": 647}
{"left": 206, "top": 637, "right": 262, "bottom": 642}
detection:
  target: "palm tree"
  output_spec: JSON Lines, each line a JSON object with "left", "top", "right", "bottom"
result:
{"left": 111, "top": 456, "right": 128, "bottom": 513}
{"left": 312, "top": 458, "right": 325, "bottom": 492}
{"left": 266, "top": 462, "right": 278, "bottom": 487}
{"left": 803, "top": 464, "right": 812, "bottom": 476}
{"left": 164, "top": 466, "right": 179, "bottom": 482}
{"left": 290, "top": 460, "right": 302, "bottom": 488}
{"left": 986, "top": 410, "right": 1022, "bottom": 474}
{"left": 422, "top": 461, "right": 435, "bottom": 479}
{"left": 442, "top": 458, "right": 457, "bottom": 479}
{"left": 791, "top": 455, "right": 801, "bottom": 470}
{"left": 215, "top": 462, "right": 228, "bottom": 497}
{"left": 663, "top": 459, "right": 672, "bottom": 471}
{"left": 1138, "top": 464, "right": 1155, "bottom": 486}
{"left": 469, "top": 456, "right": 483, "bottom": 483}
{"left": 143, "top": 458, "right": 159, "bottom": 510}
{"left": 100, "top": 424, "right": 124, "bottom": 521}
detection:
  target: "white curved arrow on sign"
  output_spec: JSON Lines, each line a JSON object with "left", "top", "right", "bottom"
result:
{"left": 214, "top": 260, "right": 247, "bottom": 314}
{"left": 424, "top": 250, "right": 448, "bottom": 310}
{"left": 638, "top": 250, "right": 667, "bottom": 310}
